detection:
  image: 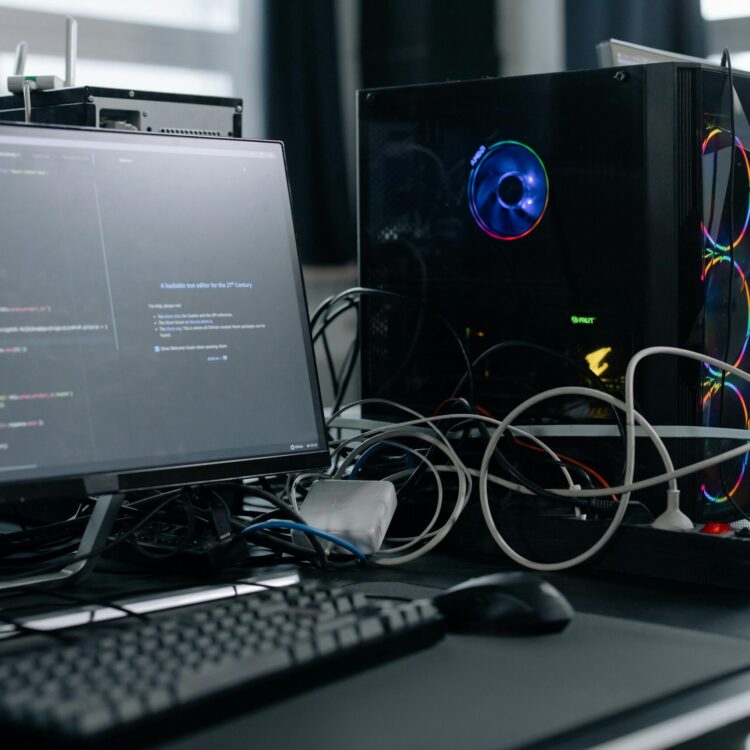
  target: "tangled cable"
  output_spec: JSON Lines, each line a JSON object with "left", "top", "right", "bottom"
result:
{"left": 311, "top": 347, "right": 750, "bottom": 571}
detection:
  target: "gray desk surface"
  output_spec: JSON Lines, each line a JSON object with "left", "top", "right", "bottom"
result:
{"left": 159, "top": 612, "right": 750, "bottom": 750}
{"left": 5, "top": 553, "right": 750, "bottom": 749}
{"left": 160, "top": 554, "right": 750, "bottom": 750}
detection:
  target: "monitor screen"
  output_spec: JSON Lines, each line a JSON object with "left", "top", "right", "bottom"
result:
{"left": 0, "top": 123, "right": 328, "bottom": 500}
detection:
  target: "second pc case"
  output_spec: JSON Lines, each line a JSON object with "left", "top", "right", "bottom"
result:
{"left": 0, "top": 87, "right": 242, "bottom": 137}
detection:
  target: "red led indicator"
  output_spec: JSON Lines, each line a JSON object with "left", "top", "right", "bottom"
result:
{"left": 700, "top": 522, "right": 733, "bottom": 535}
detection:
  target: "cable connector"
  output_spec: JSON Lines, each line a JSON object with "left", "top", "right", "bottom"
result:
{"left": 5, "top": 16, "right": 76, "bottom": 99}
{"left": 652, "top": 489, "right": 693, "bottom": 532}
{"left": 7, "top": 75, "right": 62, "bottom": 93}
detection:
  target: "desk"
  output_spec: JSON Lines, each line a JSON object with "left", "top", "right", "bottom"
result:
{"left": 4, "top": 554, "right": 750, "bottom": 749}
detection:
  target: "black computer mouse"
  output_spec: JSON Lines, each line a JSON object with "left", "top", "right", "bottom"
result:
{"left": 433, "top": 572, "right": 574, "bottom": 634}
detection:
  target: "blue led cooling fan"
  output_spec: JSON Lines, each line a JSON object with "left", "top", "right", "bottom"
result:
{"left": 467, "top": 140, "right": 549, "bottom": 240}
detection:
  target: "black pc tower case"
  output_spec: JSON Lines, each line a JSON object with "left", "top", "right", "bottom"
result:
{"left": 358, "top": 63, "right": 749, "bottom": 524}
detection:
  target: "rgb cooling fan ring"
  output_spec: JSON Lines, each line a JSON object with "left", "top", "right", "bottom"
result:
{"left": 701, "top": 128, "right": 750, "bottom": 251}
{"left": 467, "top": 140, "right": 549, "bottom": 241}
{"left": 703, "top": 255, "right": 750, "bottom": 372}
{"left": 701, "top": 379, "right": 750, "bottom": 502}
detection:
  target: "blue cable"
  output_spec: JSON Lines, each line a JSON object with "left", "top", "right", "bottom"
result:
{"left": 349, "top": 442, "right": 417, "bottom": 480}
{"left": 240, "top": 520, "right": 368, "bottom": 561}
{"left": 348, "top": 444, "right": 386, "bottom": 480}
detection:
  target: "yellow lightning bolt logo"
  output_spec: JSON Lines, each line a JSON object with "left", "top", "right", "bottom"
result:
{"left": 585, "top": 347, "right": 612, "bottom": 377}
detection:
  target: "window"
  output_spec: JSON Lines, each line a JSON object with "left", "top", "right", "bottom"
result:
{"left": 702, "top": 0, "right": 750, "bottom": 20}
{"left": 0, "top": 53, "right": 233, "bottom": 96}
{"left": 0, "top": 0, "right": 263, "bottom": 136}
{"left": 701, "top": 0, "right": 750, "bottom": 71}
{"left": 0, "top": 0, "right": 239, "bottom": 33}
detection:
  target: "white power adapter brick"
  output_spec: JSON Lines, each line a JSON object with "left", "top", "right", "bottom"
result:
{"left": 292, "top": 479, "right": 397, "bottom": 555}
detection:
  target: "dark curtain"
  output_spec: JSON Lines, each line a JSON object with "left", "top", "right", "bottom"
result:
{"left": 263, "top": 1, "right": 498, "bottom": 264}
{"left": 263, "top": 0, "right": 353, "bottom": 265}
{"left": 566, "top": 0, "right": 706, "bottom": 70}
{"left": 360, "top": 0, "right": 499, "bottom": 88}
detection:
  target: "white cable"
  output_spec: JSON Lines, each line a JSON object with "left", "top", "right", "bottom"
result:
{"left": 509, "top": 425, "right": 577, "bottom": 491}
{"left": 330, "top": 416, "right": 462, "bottom": 488}
{"left": 327, "top": 397, "right": 426, "bottom": 426}
{"left": 332, "top": 438, "right": 430, "bottom": 481}
{"left": 22, "top": 78, "right": 34, "bottom": 123}
{"left": 327, "top": 403, "right": 576, "bottom": 562}
{"left": 329, "top": 350, "right": 750, "bottom": 569}
{"left": 559, "top": 441, "right": 750, "bottom": 496}
{"left": 331, "top": 410, "right": 673, "bottom": 498}
{"left": 477, "top": 386, "right": 677, "bottom": 571}
{"left": 331, "top": 427, "right": 470, "bottom": 565}
{"left": 622, "top": 347, "right": 750, "bottom": 529}
{"left": 625, "top": 346, "right": 750, "bottom": 493}
{"left": 327, "top": 416, "right": 576, "bottom": 552}
{"left": 328, "top": 397, "right": 456, "bottom": 456}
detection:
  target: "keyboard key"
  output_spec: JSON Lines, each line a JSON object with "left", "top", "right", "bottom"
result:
{"left": 358, "top": 617, "right": 386, "bottom": 641}
{"left": 176, "top": 651, "right": 292, "bottom": 703}
{"left": 337, "top": 625, "right": 359, "bottom": 648}
{"left": 76, "top": 705, "right": 116, "bottom": 736}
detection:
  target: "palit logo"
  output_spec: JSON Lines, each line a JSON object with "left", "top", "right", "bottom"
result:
{"left": 467, "top": 140, "right": 549, "bottom": 241}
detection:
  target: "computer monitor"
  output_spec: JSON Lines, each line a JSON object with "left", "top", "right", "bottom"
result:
{"left": 0, "top": 123, "right": 329, "bottom": 505}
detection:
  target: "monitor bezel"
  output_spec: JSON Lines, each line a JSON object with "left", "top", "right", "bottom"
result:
{"left": 0, "top": 121, "right": 330, "bottom": 504}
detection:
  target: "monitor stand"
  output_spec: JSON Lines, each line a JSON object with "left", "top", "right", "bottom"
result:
{"left": 0, "top": 493, "right": 124, "bottom": 592}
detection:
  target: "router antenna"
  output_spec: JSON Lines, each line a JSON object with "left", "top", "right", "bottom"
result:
{"left": 65, "top": 16, "right": 77, "bottom": 87}
{"left": 14, "top": 41, "right": 27, "bottom": 76}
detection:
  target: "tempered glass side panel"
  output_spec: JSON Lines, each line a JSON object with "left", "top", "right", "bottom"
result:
{"left": 359, "top": 69, "right": 649, "bottom": 421}
{"left": 699, "top": 69, "right": 750, "bottom": 519}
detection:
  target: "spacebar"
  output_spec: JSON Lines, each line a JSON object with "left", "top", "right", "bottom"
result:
{"left": 176, "top": 650, "right": 293, "bottom": 703}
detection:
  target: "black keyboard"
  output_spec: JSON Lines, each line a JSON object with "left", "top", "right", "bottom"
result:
{"left": 0, "top": 581, "right": 444, "bottom": 747}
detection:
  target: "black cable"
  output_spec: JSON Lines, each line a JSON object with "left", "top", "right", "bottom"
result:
{"left": 314, "top": 297, "right": 359, "bottom": 405}
{"left": 445, "top": 418, "right": 597, "bottom": 490}
{"left": 453, "top": 340, "right": 627, "bottom": 452}
{"left": 0, "top": 489, "right": 183, "bottom": 586}
{"left": 11, "top": 587, "right": 151, "bottom": 622}
{"left": 310, "top": 286, "right": 475, "bottom": 406}
{"left": 311, "top": 298, "right": 358, "bottom": 344}
{"left": 320, "top": 325, "right": 340, "bottom": 396}
{"left": 237, "top": 508, "right": 284, "bottom": 525}
{"left": 216, "top": 483, "right": 328, "bottom": 568}
{"left": 450, "top": 401, "right": 612, "bottom": 511}
{"left": 362, "top": 399, "right": 472, "bottom": 500}
{"left": 317, "top": 309, "right": 624, "bottom": 510}
{"left": 0, "top": 612, "right": 73, "bottom": 642}
{"left": 123, "top": 488, "right": 187, "bottom": 510}
{"left": 0, "top": 515, "right": 91, "bottom": 557}
{"left": 384, "top": 396, "right": 600, "bottom": 511}
{"left": 122, "top": 485, "right": 316, "bottom": 566}
{"left": 248, "top": 530, "right": 320, "bottom": 562}
{"left": 321, "top": 296, "right": 422, "bottom": 406}
{"left": 258, "top": 476, "right": 278, "bottom": 495}
{"left": 332, "top": 332, "right": 360, "bottom": 413}
{"left": 130, "top": 489, "right": 198, "bottom": 560}
{"left": 0, "top": 542, "right": 82, "bottom": 566}
{"left": 454, "top": 340, "right": 628, "bottom": 493}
